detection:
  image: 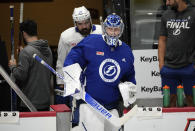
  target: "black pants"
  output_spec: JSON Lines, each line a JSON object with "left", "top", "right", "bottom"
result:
{"left": 0, "top": 83, "right": 11, "bottom": 111}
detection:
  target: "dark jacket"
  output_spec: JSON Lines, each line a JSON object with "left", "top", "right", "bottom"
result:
{"left": 12, "top": 39, "right": 53, "bottom": 109}
{"left": 0, "top": 40, "right": 11, "bottom": 111}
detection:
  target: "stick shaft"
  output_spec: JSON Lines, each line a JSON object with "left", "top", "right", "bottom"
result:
{"left": 19, "top": 3, "right": 24, "bottom": 23}
{"left": 33, "top": 54, "right": 64, "bottom": 80}
{"left": 18, "top": 3, "right": 24, "bottom": 48}
{"left": 10, "top": 5, "right": 14, "bottom": 60}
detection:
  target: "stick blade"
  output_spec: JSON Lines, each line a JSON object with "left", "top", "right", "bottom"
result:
{"left": 119, "top": 105, "right": 138, "bottom": 126}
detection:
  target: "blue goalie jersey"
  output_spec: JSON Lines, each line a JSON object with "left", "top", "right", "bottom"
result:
{"left": 64, "top": 34, "right": 136, "bottom": 108}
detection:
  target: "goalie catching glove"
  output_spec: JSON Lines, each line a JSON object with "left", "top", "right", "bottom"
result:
{"left": 62, "top": 63, "right": 82, "bottom": 99}
{"left": 118, "top": 82, "right": 137, "bottom": 107}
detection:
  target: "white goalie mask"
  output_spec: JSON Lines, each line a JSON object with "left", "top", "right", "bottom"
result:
{"left": 72, "top": 6, "right": 91, "bottom": 24}
{"left": 103, "top": 14, "right": 124, "bottom": 47}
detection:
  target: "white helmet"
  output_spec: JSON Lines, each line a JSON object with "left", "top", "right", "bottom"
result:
{"left": 72, "top": 6, "right": 91, "bottom": 22}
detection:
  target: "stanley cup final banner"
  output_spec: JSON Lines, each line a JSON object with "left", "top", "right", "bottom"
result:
{"left": 133, "top": 49, "right": 162, "bottom": 99}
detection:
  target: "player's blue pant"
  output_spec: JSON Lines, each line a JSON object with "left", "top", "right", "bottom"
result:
{"left": 160, "top": 64, "right": 195, "bottom": 95}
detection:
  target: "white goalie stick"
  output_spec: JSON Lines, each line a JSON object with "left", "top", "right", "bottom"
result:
{"left": 33, "top": 54, "right": 138, "bottom": 127}
{"left": 19, "top": 2, "right": 24, "bottom": 26}
{"left": 99, "top": 16, "right": 104, "bottom": 35}
{"left": 18, "top": 2, "right": 24, "bottom": 50}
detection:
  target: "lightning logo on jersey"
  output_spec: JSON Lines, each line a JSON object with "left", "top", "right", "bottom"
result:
{"left": 99, "top": 58, "right": 120, "bottom": 83}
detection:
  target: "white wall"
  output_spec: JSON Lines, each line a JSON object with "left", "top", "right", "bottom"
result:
{"left": 0, "top": 116, "right": 56, "bottom": 131}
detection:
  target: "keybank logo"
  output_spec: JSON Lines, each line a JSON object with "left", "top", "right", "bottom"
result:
{"left": 141, "top": 86, "right": 162, "bottom": 93}
{"left": 140, "top": 56, "right": 158, "bottom": 63}
{"left": 151, "top": 70, "right": 160, "bottom": 77}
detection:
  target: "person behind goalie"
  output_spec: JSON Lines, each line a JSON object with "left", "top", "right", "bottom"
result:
{"left": 63, "top": 13, "right": 136, "bottom": 131}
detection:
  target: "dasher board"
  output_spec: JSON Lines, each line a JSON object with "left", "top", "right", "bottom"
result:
{"left": 124, "top": 107, "right": 195, "bottom": 131}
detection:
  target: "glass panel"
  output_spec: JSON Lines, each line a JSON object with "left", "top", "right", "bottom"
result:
{"left": 130, "top": 0, "right": 167, "bottom": 50}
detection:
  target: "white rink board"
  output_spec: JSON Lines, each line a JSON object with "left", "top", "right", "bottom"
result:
{"left": 133, "top": 49, "right": 162, "bottom": 98}
{"left": 124, "top": 111, "right": 195, "bottom": 131}
{"left": 0, "top": 116, "right": 56, "bottom": 131}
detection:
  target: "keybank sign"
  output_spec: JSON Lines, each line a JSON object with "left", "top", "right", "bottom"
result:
{"left": 133, "top": 50, "right": 162, "bottom": 98}
{"left": 151, "top": 70, "right": 160, "bottom": 77}
{"left": 141, "top": 86, "right": 162, "bottom": 93}
{"left": 140, "top": 56, "right": 158, "bottom": 63}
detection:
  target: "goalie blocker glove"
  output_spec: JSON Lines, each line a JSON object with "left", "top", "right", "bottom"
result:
{"left": 119, "top": 82, "right": 137, "bottom": 107}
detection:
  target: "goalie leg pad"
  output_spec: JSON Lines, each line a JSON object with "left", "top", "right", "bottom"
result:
{"left": 77, "top": 104, "right": 104, "bottom": 131}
